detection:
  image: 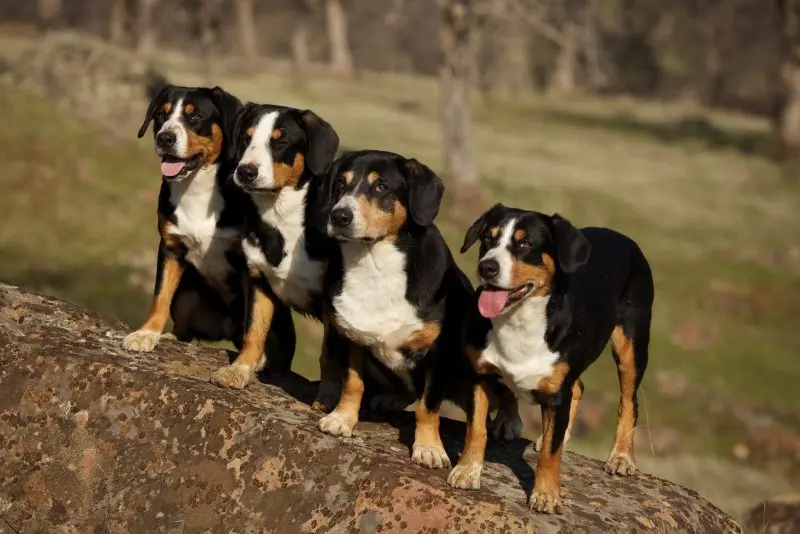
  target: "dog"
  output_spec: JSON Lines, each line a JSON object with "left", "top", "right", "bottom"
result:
{"left": 123, "top": 85, "right": 294, "bottom": 369}
{"left": 208, "top": 101, "right": 344, "bottom": 407}
{"left": 450, "top": 203, "right": 654, "bottom": 514}
{"left": 317, "top": 150, "right": 522, "bottom": 470}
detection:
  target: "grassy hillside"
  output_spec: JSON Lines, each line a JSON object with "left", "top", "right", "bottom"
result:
{"left": 2, "top": 67, "right": 798, "bottom": 516}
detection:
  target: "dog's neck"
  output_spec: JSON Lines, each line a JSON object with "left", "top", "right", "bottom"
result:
{"left": 167, "top": 163, "right": 221, "bottom": 216}
{"left": 491, "top": 293, "right": 550, "bottom": 334}
{"left": 253, "top": 184, "right": 308, "bottom": 237}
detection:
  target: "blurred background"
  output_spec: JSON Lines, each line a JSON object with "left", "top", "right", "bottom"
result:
{"left": 0, "top": 0, "right": 798, "bottom": 527}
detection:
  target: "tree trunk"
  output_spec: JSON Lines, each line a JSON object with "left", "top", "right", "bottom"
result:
{"left": 198, "top": 0, "right": 224, "bottom": 84}
{"left": 109, "top": 0, "right": 128, "bottom": 46}
{"left": 36, "top": 0, "right": 63, "bottom": 33}
{"left": 493, "top": 14, "right": 531, "bottom": 100}
{"left": 325, "top": 0, "right": 355, "bottom": 78}
{"left": 439, "top": 0, "right": 486, "bottom": 219}
{"left": 235, "top": 0, "right": 259, "bottom": 70}
{"left": 775, "top": 0, "right": 800, "bottom": 159}
{"left": 291, "top": 22, "right": 311, "bottom": 87}
{"left": 548, "top": 22, "right": 579, "bottom": 95}
{"left": 583, "top": 0, "right": 607, "bottom": 91}
{"left": 136, "top": 0, "right": 159, "bottom": 56}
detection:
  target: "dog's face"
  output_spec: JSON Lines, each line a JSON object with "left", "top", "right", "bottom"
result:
{"left": 229, "top": 104, "right": 339, "bottom": 193}
{"left": 461, "top": 205, "right": 591, "bottom": 318}
{"left": 324, "top": 151, "right": 444, "bottom": 242}
{"left": 137, "top": 84, "right": 241, "bottom": 182}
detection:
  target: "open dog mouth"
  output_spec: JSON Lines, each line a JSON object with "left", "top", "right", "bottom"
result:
{"left": 160, "top": 153, "right": 203, "bottom": 179}
{"left": 477, "top": 283, "right": 534, "bottom": 318}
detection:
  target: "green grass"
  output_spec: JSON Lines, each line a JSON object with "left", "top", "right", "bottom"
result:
{"left": 2, "top": 62, "right": 799, "bottom": 516}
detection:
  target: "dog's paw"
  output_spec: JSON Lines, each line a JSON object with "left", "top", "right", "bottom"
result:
{"left": 210, "top": 364, "right": 254, "bottom": 390}
{"left": 318, "top": 411, "right": 355, "bottom": 437}
{"left": 368, "top": 393, "right": 410, "bottom": 414}
{"left": 529, "top": 488, "right": 563, "bottom": 514}
{"left": 533, "top": 430, "right": 571, "bottom": 452}
{"left": 490, "top": 409, "right": 523, "bottom": 441}
{"left": 447, "top": 462, "right": 483, "bottom": 490}
{"left": 311, "top": 381, "right": 341, "bottom": 413}
{"left": 122, "top": 330, "right": 161, "bottom": 352}
{"left": 603, "top": 451, "right": 638, "bottom": 476}
{"left": 412, "top": 443, "right": 451, "bottom": 469}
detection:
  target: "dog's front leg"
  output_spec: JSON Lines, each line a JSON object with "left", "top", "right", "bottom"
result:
{"left": 318, "top": 341, "right": 365, "bottom": 437}
{"left": 123, "top": 240, "right": 185, "bottom": 352}
{"left": 529, "top": 387, "right": 572, "bottom": 515}
{"left": 447, "top": 378, "right": 491, "bottom": 489}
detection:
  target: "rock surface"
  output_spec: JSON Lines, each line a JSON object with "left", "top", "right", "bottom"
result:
{"left": 743, "top": 495, "right": 800, "bottom": 534}
{"left": 0, "top": 284, "right": 742, "bottom": 533}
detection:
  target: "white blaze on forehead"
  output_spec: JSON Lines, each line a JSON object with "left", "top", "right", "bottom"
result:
{"left": 480, "top": 218, "right": 516, "bottom": 288}
{"left": 237, "top": 111, "right": 279, "bottom": 189}
{"left": 157, "top": 97, "right": 189, "bottom": 157}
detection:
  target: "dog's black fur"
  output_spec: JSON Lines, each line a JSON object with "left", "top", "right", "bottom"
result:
{"left": 123, "top": 84, "right": 294, "bottom": 366}
{"left": 452, "top": 203, "right": 654, "bottom": 514}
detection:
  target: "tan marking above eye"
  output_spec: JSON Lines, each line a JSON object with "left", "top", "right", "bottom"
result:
{"left": 489, "top": 227, "right": 500, "bottom": 238}
{"left": 163, "top": 103, "right": 172, "bottom": 113}
{"left": 367, "top": 171, "right": 381, "bottom": 185}
{"left": 271, "top": 129, "right": 282, "bottom": 139}
{"left": 514, "top": 228, "right": 527, "bottom": 241}
{"left": 184, "top": 103, "right": 194, "bottom": 114}
{"left": 246, "top": 127, "right": 254, "bottom": 137}
{"left": 343, "top": 170, "right": 355, "bottom": 184}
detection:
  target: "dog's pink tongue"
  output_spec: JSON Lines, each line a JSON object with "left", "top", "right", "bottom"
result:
{"left": 478, "top": 289, "right": 510, "bottom": 318}
{"left": 161, "top": 160, "right": 186, "bottom": 177}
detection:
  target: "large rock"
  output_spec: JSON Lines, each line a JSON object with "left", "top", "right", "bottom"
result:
{"left": 743, "top": 495, "right": 800, "bottom": 534}
{"left": 0, "top": 284, "right": 741, "bottom": 533}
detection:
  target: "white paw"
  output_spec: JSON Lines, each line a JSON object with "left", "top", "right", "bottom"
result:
{"left": 447, "top": 462, "right": 483, "bottom": 490}
{"left": 490, "top": 410, "right": 523, "bottom": 441}
{"left": 530, "top": 489, "right": 563, "bottom": 514}
{"left": 210, "top": 364, "right": 254, "bottom": 390}
{"left": 412, "top": 444, "right": 451, "bottom": 469}
{"left": 122, "top": 330, "right": 161, "bottom": 352}
{"left": 318, "top": 411, "right": 354, "bottom": 437}
{"left": 368, "top": 394, "right": 410, "bottom": 413}
{"left": 603, "top": 451, "right": 638, "bottom": 476}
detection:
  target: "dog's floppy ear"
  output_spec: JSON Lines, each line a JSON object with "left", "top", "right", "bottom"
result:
{"left": 300, "top": 110, "right": 339, "bottom": 175}
{"left": 461, "top": 203, "right": 503, "bottom": 253}
{"left": 404, "top": 158, "right": 444, "bottom": 227}
{"left": 226, "top": 102, "right": 255, "bottom": 163}
{"left": 308, "top": 156, "right": 343, "bottom": 234}
{"left": 550, "top": 213, "right": 591, "bottom": 273}
{"left": 137, "top": 83, "right": 172, "bottom": 138}
{"left": 209, "top": 85, "right": 243, "bottom": 141}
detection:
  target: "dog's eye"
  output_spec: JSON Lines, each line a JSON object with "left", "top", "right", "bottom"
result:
{"left": 375, "top": 182, "right": 387, "bottom": 194}
{"left": 334, "top": 176, "right": 346, "bottom": 193}
{"left": 189, "top": 113, "right": 202, "bottom": 123}
{"left": 518, "top": 241, "right": 531, "bottom": 249}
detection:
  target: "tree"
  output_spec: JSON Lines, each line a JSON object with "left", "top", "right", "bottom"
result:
{"left": 291, "top": 0, "right": 314, "bottom": 87}
{"left": 439, "top": 0, "right": 487, "bottom": 217}
{"left": 109, "top": 0, "right": 128, "bottom": 46}
{"left": 325, "top": 0, "right": 355, "bottom": 78}
{"left": 196, "top": 0, "right": 225, "bottom": 83}
{"left": 235, "top": 0, "right": 259, "bottom": 70}
{"left": 774, "top": 0, "right": 800, "bottom": 158}
{"left": 136, "top": 0, "right": 159, "bottom": 55}
{"left": 36, "top": 0, "right": 63, "bottom": 33}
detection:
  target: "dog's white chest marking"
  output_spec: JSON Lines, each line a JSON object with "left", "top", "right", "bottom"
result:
{"left": 168, "top": 165, "right": 238, "bottom": 297}
{"left": 333, "top": 241, "right": 422, "bottom": 389}
{"left": 478, "top": 295, "right": 561, "bottom": 400}
{"left": 241, "top": 185, "right": 324, "bottom": 311}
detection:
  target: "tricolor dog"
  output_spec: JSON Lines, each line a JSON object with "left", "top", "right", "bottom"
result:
{"left": 123, "top": 85, "right": 294, "bottom": 366}
{"left": 318, "top": 150, "right": 522, "bottom": 470}
{"left": 449, "top": 204, "right": 653, "bottom": 514}
{"left": 208, "top": 102, "right": 343, "bottom": 409}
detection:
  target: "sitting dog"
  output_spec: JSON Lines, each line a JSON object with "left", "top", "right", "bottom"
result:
{"left": 450, "top": 204, "right": 654, "bottom": 514}
{"left": 318, "top": 150, "right": 522, "bottom": 469}
{"left": 208, "top": 101, "right": 343, "bottom": 408}
{"left": 124, "top": 85, "right": 294, "bottom": 369}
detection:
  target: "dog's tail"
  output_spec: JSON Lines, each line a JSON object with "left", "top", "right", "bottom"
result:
{"left": 144, "top": 67, "right": 168, "bottom": 101}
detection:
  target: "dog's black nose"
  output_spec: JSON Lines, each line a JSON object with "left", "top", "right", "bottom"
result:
{"left": 331, "top": 208, "right": 353, "bottom": 228}
{"left": 478, "top": 259, "right": 499, "bottom": 280}
{"left": 236, "top": 164, "right": 259, "bottom": 184}
{"left": 156, "top": 131, "right": 176, "bottom": 149}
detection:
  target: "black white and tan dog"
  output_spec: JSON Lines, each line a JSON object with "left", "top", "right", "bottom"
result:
{"left": 449, "top": 204, "right": 653, "bottom": 514}
{"left": 317, "top": 150, "right": 522, "bottom": 469}
{"left": 123, "top": 84, "right": 294, "bottom": 369}
{"left": 208, "top": 101, "right": 343, "bottom": 408}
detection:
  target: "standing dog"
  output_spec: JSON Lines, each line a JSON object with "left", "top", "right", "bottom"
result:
{"left": 318, "top": 150, "right": 522, "bottom": 469}
{"left": 450, "top": 204, "right": 653, "bottom": 514}
{"left": 208, "top": 102, "right": 342, "bottom": 407}
{"left": 124, "top": 85, "right": 294, "bottom": 369}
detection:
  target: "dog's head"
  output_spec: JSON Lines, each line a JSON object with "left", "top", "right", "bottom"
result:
{"left": 324, "top": 150, "right": 444, "bottom": 242}
{"left": 461, "top": 204, "right": 591, "bottom": 318}
{"left": 137, "top": 84, "right": 242, "bottom": 182}
{"left": 228, "top": 103, "right": 339, "bottom": 193}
